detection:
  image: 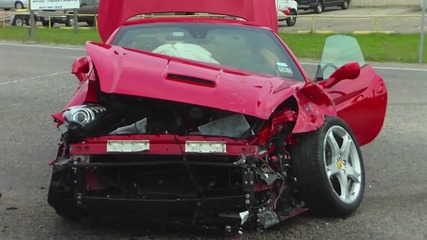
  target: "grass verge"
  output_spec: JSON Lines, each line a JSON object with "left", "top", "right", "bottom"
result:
{"left": 0, "top": 27, "right": 426, "bottom": 63}
{"left": 0, "top": 27, "right": 101, "bottom": 45}
{"left": 279, "top": 33, "right": 427, "bottom": 64}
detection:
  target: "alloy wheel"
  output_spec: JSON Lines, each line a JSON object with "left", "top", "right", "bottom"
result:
{"left": 323, "top": 125, "right": 362, "bottom": 204}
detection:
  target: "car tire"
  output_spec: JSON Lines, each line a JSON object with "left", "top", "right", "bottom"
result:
{"left": 291, "top": 116, "right": 365, "bottom": 217}
{"left": 341, "top": 0, "right": 350, "bottom": 10}
{"left": 53, "top": 207, "right": 82, "bottom": 222}
{"left": 12, "top": 16, "right": 25, "bottom": 26}
{"left": 286, "top": 11, "right": 297, "bottom": 26}
{"left": 314, "top": 1, "right": 324, "bottom": 14}
{"left": 14, "top": 1, "right": 24, "bottom": 9}
{"left": 42, "top": 21, "right": 55, "bottom": 27}
{"left": 48, "top": 188, "right": 83, "bottom": 222}
{"left": 86, "top": 20, "right": 94, "bottom": 27}
{"left": 65, "top": 15, "right": 74, "bottom": 27}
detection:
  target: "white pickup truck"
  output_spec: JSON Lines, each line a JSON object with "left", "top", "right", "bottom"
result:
{"left": 276, "top": 0, "right": 298, "bottom": 26}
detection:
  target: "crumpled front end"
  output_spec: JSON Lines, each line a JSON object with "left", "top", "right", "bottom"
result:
{"left": 48, "top": 91, "right": 310, "bottom": 235}
{"left": 47, "top": 43, "right": 334, "bottom": 235}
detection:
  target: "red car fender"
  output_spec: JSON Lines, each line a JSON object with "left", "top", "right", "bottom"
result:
{"left": 51, "top": 73, "right": 99, "bottom": 125}
{"left": 251, "top": 82, "right": 336, "bottom": 145}
{"left": 293, "top": 82, "right": 336, "bottom": 133}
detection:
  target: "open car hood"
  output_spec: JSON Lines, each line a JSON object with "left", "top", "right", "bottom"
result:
{"left": 87, "top": 42, "right": 299, "bottom": 120}
{"left": 98, "top": 0, "right": 279, "bottom": 42}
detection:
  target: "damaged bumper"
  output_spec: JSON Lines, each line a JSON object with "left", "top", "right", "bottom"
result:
{"left": 48, "top": 136, "right": 261, "bottom": 230}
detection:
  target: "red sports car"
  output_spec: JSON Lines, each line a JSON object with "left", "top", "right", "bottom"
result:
{"left": 47, "top": 0, "right": 387, "bottom": 236}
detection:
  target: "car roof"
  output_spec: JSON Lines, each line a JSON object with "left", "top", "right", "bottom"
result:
{"left": 98, "top": 0, "right": 278, "bottom": 43}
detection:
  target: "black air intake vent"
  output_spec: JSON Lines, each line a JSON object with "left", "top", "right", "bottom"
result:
{"left": 166, "top": 74, "right": 216, "bottom": 87}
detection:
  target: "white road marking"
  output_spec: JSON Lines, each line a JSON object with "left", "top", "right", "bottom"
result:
{"left": 0, "top": 42, "right": 84, "bottom": 51}
{"left": 0, "top": 71, "right": 69, "bottom": 86}
{"left": 368, "top": 66, "right": 427, "bottom": 72}
{"left": 301, "top": 62, "right": 427, "bottom": 72}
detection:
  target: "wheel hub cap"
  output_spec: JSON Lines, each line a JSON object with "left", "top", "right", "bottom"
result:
{"left": 337, "top": 160, "right": 344, "bottom": 169}
{"left": 323, "top": 125, "right": 363, "bottom": 204}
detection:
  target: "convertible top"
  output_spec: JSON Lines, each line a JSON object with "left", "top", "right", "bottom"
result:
{"left": 98, "top": 0, "right": 279, "bottom": 42}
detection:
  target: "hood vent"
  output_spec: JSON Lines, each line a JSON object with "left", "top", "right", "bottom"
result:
{"left": 166, "top": 74, "right": 216, "bottom": 88}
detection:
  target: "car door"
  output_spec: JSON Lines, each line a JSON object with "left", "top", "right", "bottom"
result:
{"left": 79, "top": 0, "right": 98, "bottom": 23}
{"left": 79, "top": 0, "right": 94, "bottom": 14}
{"left": 297, "top": 0, "right": 314, "bottom": 5}
{"left": 91, "top": 0, "right": 100, "bottom": 14}
{"left": 315, "top": 35, "right": 387, "bottom": 146}
{"left": 0, "top": 0, "right": 10, "bottom": 8}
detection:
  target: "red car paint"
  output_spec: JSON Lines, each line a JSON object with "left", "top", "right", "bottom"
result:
{"left": 70, "top": 135, "right": 257, "bottom": 156}
{"left": 62, "top": 38, "right": 387, "bottom": 147}
{"left": 98, "top": 0, "right": 279, "bottom": 42}
{"left": 86, "top": 42, "right": 301, "bottom": 120}
{"left": 60, "top": 3, "right": 388, "bottom": 148}
{"left": 322, "top": 64, "right": 388, "bottom": 145}
{"left": 48, "top": 0, "right": 388, "bottom": 233}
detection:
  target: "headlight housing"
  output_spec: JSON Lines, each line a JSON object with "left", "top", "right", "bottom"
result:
{"left": 63, "top": 104, "right": 106, "bottom": 127}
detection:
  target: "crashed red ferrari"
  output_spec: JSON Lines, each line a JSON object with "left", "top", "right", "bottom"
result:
{"left": 47, "top": 0, "right": 387, "bottom": 235}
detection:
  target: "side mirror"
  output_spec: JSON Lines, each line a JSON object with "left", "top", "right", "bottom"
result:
{"left": 323, "top": 62, "right": 361, "bottom": 88}
{"left": 71, "top": 56, "right": 90, "bottom": 82}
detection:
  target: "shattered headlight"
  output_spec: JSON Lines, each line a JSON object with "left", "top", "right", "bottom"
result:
{"left": 63, "top": 104, "right": 106, "bottom": 127}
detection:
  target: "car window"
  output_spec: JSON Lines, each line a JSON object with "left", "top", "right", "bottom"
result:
{"left": 81, "top": 0, "right": 94, "bottom": 6}
{"left": 112, "top": 23, "right": 304, "bottom": 81}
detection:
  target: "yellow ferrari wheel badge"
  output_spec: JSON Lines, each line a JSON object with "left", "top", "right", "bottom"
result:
{"left": 337, "top": 160, "right": 344, "bottom": 169}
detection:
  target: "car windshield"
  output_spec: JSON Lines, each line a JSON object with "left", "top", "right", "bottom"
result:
{"left": 112, "top": 23, "right": 304, "bottom": 81}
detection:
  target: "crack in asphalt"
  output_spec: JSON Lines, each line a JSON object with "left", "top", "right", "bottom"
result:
{"left": 0, "top": 71, "right": 69, "bottom": 86}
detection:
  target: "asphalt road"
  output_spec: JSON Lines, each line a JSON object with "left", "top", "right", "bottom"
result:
{"left": 0, "top": 42, "right": 426, "bottom": 240}
{"left": 279, "top": 7, "right": 427, "bottom": 33}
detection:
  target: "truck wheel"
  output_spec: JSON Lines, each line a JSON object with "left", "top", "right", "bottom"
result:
{"left": 86, "top": 20, "right": 94, "bottom": 27}
{"left": 291, "top": 117, "right": 365, "bottom": 217}
{"left": 286, "top": 11, "right": 297, "bottom": 26}
{"left": 42, "top": 21, "right": 55, "bottom": 27}
{"left": 65, "top": 16, "right": 76, "bottom": 27}
{"left": 14, "top": 1, "right": 24, "bottom": 9}
{"left": 341, "top": 0, "right": 350, "bottom": 10}
{"left": 314, "top": 1, "right": 324, "bottom": 14}
{"left": 12, "top": 16, "right": 25, "bottom": 26}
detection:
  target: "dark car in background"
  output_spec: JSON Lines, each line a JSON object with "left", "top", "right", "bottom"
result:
{"left": 297, "top": 0, "right": 350, "bottom": 13}
{"left": 37, "top": 10, "right": 67, "bottom": 27}
{"left": 65, "top": 0, "right": 99, "bottom": 27}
